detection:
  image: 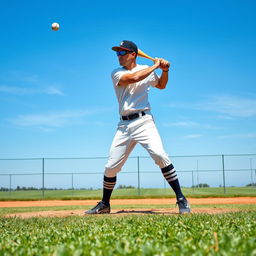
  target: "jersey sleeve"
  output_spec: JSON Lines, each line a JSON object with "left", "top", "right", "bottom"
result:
{"left": 147, "top": 71, "right": 160, "bottom": 87}
{"left": 111, "top": 68, "right": 126, "bottom": 87}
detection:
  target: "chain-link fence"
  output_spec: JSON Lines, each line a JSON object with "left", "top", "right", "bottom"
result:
{"left": 0, "top": 154, "right": 255, "bottom": 197}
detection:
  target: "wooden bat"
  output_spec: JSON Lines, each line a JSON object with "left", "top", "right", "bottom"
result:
{"left": 137, "top": 49, "right": 155, "bottom": 61}
{"left": 137, "top": 49, "right": 170, "bottom": 67}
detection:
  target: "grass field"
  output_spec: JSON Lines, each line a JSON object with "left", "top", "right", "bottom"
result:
{"left": 1, "top": 209, "right": 255, "bottom": 255}
{"left": 0, "top": 187, "right": 256, "bottom": 200}
{"left": 1, "top": 188, "right": 255, "bottom": 255}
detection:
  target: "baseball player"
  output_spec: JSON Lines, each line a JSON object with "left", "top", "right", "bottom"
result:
{"left": 86, "top": 40, "right": 190, "bottom": 214}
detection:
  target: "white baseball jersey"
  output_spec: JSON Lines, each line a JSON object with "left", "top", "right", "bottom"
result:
{"left": 111, "top": 64, "right": 159, "bottom": 116}
{"left": 104, "top": 64, "right": 172, "bottom": 177}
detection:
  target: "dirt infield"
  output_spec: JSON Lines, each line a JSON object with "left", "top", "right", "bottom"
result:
{"left": 6, "top": 208, "right": 242, "bottom": 218}
{"left": 0, "top": 197, "right": 255, "bottom": 208}
{"left": 1, "top": 197, "right": 255, "bottom": 218}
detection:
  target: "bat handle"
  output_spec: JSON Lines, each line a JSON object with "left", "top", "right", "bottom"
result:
{"left": 152, "top": 57, "right": 171, "bottom": 68}
{"left": 162, "top": 60, "right": 170, "bottom": 68}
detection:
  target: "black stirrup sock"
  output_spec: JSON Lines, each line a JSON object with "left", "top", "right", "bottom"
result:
{"left": 161, "top": 164, "right": 184, "bottom": 199}
{"left": 102, "top": 176, "right": 116, "bottom": 205}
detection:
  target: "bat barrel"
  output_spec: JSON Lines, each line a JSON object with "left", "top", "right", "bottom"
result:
{"left": 137, "top": 49, "right": 170, "bottom": 67}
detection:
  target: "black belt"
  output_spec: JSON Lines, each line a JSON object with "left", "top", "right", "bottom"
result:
{"left": 121, "top": 111, "right": 146, "bottom": 121}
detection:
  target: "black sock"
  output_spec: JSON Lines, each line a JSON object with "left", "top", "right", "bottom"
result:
{"left": 102, "top": 176, "right": 116, "bottom": 205}
{"left": 161, "top": 164, "right": 184, "bottom": 199}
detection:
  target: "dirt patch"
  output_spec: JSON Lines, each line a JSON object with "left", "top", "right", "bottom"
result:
{"left": 2, "top": 197, "right": 254, "bottom": 218}
{"left": 5, "top": 207, "right": 241, "bottom": 218}
{"left": 0, "top": 197, "right": 255, "bottom": 208}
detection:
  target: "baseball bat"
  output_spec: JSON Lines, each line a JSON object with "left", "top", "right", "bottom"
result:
{"left": 137, "top": 49, "right": 170, "bottom": 67}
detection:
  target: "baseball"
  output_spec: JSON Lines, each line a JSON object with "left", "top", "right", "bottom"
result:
{"left": 51, "top": 22, "right": 60, "bottom": 31}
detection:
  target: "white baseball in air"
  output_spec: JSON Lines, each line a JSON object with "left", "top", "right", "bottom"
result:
{"left": 51, "top": 22, "right": 60, "bottom": 31}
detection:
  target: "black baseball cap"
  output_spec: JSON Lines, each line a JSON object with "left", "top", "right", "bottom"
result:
{"left": 112, "top": 40, "right": 138, "bottom": 54}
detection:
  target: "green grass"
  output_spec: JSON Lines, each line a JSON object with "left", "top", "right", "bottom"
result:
{"left": 0, "top": 187, "right": 255, "bottom": 200}
{"left": 0, "top": 212, "right": 255, "bottom": 255}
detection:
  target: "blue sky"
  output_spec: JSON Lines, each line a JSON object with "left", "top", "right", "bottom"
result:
{"left": 0, "top": 0, "right": 256, "bottom": 160}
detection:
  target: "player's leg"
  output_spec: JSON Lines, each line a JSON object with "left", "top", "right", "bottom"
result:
{"left": 102, "top": 136, "right": 136, "bottom": 207}
{"left": 134, "top": 116, "right": 190, "bottom": 213}
{"left": 86, "top": 127, "right": 136, "bottom": 214}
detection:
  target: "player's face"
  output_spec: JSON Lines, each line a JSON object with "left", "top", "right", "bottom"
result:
{"left": 117, "top": 51, "right": 136, "bottom": 67}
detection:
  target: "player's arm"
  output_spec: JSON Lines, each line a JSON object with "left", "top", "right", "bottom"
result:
{"left": 118, "top": 60, "right": 161, "bottom": 86}
{"left": 155, "top": 59, "right": 169, "bottom": 90}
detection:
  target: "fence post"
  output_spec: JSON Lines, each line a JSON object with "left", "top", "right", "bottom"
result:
{"left": 9, "top": 174, "right": 12, "bottom": 196}
{"left": 163, "top": 177, "right": 166, "bottom": 193}
{"left": 42, "top": 158, "right": 45, "bottom": 198}
{"left": 221, "top": 154, "right": 226, "bottom": 193}
{"left": 71, "top": 173, "right": 74, "bottom": 197}
{"left": 192, "top": 170, "right": 194, "bottom": 192}
{"left": 196, "top": 160, "right": 199, "bottom": 187}
{"left": 137, "top": 156, "right": 140, "bottom": 196}
{"left": 250, "top": 158, "right": 253, "bottom": 184}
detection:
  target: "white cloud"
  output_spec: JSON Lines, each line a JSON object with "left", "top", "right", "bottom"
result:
{"left": 9, "top": 108, "right": 113, "bottom": 130}
{"left": 218, "top": 133, "right": 256, "bottom": 139}
{"left": 0, "top": 85, "right": 64, "bottom": 96}
{"left": 21, "top": 75, "right": 39, "bottom": 83}
{"left": 168, "top": 95, "right": 256, "bottom": 118}
{"left": 6, "top": 71, "right": 39, "bottom": 83}
{"left": 44, "top": 87, "right": 64, "bottom": 96}
{"left": 200, "top": 95, "right": 256, "bottom": 118}
{"left": 163, "top": 121, "right": 198, "bottom": 127}
{"left": 10, "top": 110, "right": 91, "bottom": 128}
{"left": 183, "top": 134, "right": 202, "bottom": 139}
{"left": 0, "top": 85, "right": 31, "bottom": 94}
{"left": 162, "top": 121, "right": 220, "bottom": 130}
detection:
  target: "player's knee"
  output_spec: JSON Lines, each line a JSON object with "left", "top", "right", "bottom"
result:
{"left": 151, "top": 152, "right": 171, "bottom": 168}
{"left": 104, "top": 167, "right": 120, "bottom": 177}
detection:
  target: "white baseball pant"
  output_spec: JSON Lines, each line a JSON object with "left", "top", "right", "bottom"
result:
{"left": 104, "top": 113, "right": 171, "bottom": 177}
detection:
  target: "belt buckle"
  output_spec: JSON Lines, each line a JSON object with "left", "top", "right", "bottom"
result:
{"left": 122, "top": 112, "right": 144, "bottom": 121}
{"left": 133, "top": 113, "right": 139, "bottom": 120}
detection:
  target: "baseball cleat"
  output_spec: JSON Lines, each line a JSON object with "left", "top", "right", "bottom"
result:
{"left": 176, "top": 197, "right": 191, "bottom": 214}
{"left": 85, "top": 201, "right": 111, "bottom": 214}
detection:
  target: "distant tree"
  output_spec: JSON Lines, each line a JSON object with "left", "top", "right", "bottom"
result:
{"left": 0, "top": 187, "right": 9, "bottom": 191}
{"left": 246, "top": 183, "right": 256, "bottom": 187}
{"left": 117, "top": 185, "right": 135, "bottom": 189}
{"left": 14, "top": 186, "right": 39, "bottom": 191}
{"left": 192, "top": 183, "right": 210, "bottom": 188}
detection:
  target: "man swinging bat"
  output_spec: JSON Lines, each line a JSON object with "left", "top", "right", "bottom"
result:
{"left": 86, "top": 40, "right": 190, "bottom": 214}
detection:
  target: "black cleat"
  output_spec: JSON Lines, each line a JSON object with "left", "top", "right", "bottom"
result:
{"left": 85, "top": 201, "right": 111, "bottom": 214}
{"left": 176, "top": 197, "right": 191, "bottom": 214}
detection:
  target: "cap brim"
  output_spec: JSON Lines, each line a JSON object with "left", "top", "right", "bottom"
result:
{"left": 112, "top": 46, "right": 131, "bottom": 52}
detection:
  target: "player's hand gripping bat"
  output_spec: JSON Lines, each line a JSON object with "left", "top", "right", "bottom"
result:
{"left": 137, "top": 49, "right": 170, "bottom": 68}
